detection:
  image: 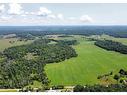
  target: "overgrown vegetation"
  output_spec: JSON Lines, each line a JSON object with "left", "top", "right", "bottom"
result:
{"left": 52, "top": 85, "right": 64, "bottom": 90}
{"left": 74, "top": 68, "right": 127, "bottom": 92}
{"left": 73, "top": 84, "right": 127, "bottom": 92}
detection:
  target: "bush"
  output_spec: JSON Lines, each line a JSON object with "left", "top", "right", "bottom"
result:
{"left": 73, "top": 85, "right": 84, "bottom": 92}
{"left": 114, "top": 74, "right": 120, "bottom": 81}
{"left": 43, "top": 86, "right": 50, "bottom": 90}
{"left": 52, "top": 85, "right": 64, "bottom": 90}
{"left": 73, "top": 84, "right": 127, "bottom": 92}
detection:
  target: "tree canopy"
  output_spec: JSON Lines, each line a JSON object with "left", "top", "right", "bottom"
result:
{"left": 0, "top": 38, "right": 77, "bottom": 89}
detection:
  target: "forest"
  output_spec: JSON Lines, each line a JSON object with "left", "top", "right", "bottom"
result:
{"left": 95, "top": 40, "right": 127, "bottom": 54}
{"left": 73, "top": 84, "right": 127, "bottom": 92}
{"left": 1, "top": 26, "right": 127, "bottom": 38}
{"left": 0, "top": 38, "right": 77, "bottom": 89}
{"left": 1, "top": 33, "right": 127, "bottom": 92}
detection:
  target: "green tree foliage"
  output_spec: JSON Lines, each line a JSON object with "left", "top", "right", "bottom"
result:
{"left": 3, "top": 39, "right": 77, "bottom": 62}
{"left": 57, "top": 40, "right": 78, "bottom": 45}
{"left": 119, "top": 69, "right": 127, "bottom": 75}
{"left": 0, "top": 38, "right": 77, "bottom": 89}
{"left": 95, "top": 40, "right": 127, "bottom": 54}
{"left": 73, "top": 85, "right": 84, "bottom": 92}
{"left": 73, "top": 84, "right": 127, "bottom": 92}
{"left": 113, "top": 74, "right": 120, "bottom": 82}
{"left": 52, "top": 85, "right": 64, "bottom": 90}
{"left": 0, "top": 59, "right": 49, "bottom": 89}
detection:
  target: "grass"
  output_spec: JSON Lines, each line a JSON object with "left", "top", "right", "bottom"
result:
{"left": 45, "top": 36, "right": 127, "bottom": 86}
{"left": 0, "top": 89, "right": 18, "bottom": 92}
{"left": 1, "top": 35, "right": 127, "bottom": 87}
{"left": 0, "top": 38, "right": 33, "bottom": 51}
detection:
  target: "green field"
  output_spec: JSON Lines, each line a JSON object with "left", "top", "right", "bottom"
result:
{"left": 1, "top": 35, "right": 127, "bottom": 87}
{"left": 0, "top": 38, "right": 33, "bottom": 51}
{"left": 45, "top": 36, "right": 127, "bottom": 86}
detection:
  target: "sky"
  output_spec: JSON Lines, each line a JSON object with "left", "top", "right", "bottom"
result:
{"left": 0, "top": 3, "right": 127, "bottom": 26}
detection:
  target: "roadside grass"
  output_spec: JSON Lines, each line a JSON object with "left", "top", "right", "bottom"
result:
{"left": 0, "top": 89, "right": 18, "bottom": 92}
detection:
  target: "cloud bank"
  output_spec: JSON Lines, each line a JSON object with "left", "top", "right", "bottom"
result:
{"left": 0, "top": 3, "right": 94, "bottom": 25}
{"left": 8, "top": 3, "right": 24, "bottom": 15}
{"left": 0, "top": 4, "right": 5, "bottom": 13}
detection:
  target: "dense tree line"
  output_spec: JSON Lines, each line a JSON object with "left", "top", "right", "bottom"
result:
{"left": 57, "top": 40, "right": 78, "bottom": 45}
{"left": 58, "top": 35, "right": 73, "bottom": 38}
{"left": 73, "top": 84, "right": 127, "bottom": 92}
{"left": 95, "top": 40, "right": 127, "bottom": 54}
{"left": 1, "top": 26, "right": 127, "bottom": 38}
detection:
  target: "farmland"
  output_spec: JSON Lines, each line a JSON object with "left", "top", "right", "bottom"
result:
{"left": 45, "top": 35, "right": 127, "bottom": 86}
{"left": 1, "top": 35, "right": 127, "bottom": 88}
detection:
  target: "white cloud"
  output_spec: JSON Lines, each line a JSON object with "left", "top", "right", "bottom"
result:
{"left": 37, "top": 7, "right": 52, "bottom": 16}
{"left": 47, "top": 14, "right": 56, "bottom": 19}
{"left": 8, "top": 3, "right": 24, "bottom": 15}
{"left": 0, "top": 15, "right": 12, "bottom": 22}
{"left": 0, "top": 4, "right": 5, "bottom": 13}
{"left": 80, "top": 15, "right": 93, "bottom": 23}
{"left": 0, "top": 4, "right": 95, "bottom": 25}
{"left": 21, "top": 14, "right": 27, "bottom": 17}
{"left": 57, "top": 14, "right": 64, "bottom": 20}
{"left": 24, "top": 12, "right": 29, "bottom": 15}
{"left": 1, "top": 16, "right": 11, "bottom": 19}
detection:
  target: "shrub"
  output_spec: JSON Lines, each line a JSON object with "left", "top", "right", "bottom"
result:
{"left": 52, "top": 85, "right": 64, "bottom": 90}
{"left": 73, "top": 85, "right": 84, "bottom": 92}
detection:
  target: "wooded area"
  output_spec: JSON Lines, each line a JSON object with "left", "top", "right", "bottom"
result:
{"left": 0, "top": 38, "right": 77, "bottom": 89}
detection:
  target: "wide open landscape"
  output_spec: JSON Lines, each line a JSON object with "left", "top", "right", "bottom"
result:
{"left": 1, "top": 32, "right": 127, "bottom": 92}
{"left": 1, "top": 3, "right": 127, "bottom": 92}
{"left": 45, "top": 35, "right": 127, "bottom": 85}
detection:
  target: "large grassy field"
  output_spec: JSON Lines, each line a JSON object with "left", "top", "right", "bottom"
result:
{"left": 45, "top": 36, "right": 127, "bottom": 86}
{"left": 1, "top": 35, "right": 127, "bottom": 87}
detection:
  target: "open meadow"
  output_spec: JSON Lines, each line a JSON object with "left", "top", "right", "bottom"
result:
{"left": 45, "top": 35, "right": 127, "bottom": 86}
{"left": 1, "top": 35, "right": 127, "bottom": 87}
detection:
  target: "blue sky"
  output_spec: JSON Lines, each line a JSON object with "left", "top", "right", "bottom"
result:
{"left": 0, "top": 3, "right": 127, "bottom": 25}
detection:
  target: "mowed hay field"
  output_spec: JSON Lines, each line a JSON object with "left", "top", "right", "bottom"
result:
{"left": 45, "top": 36, "right": 127, "bottom": 86}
